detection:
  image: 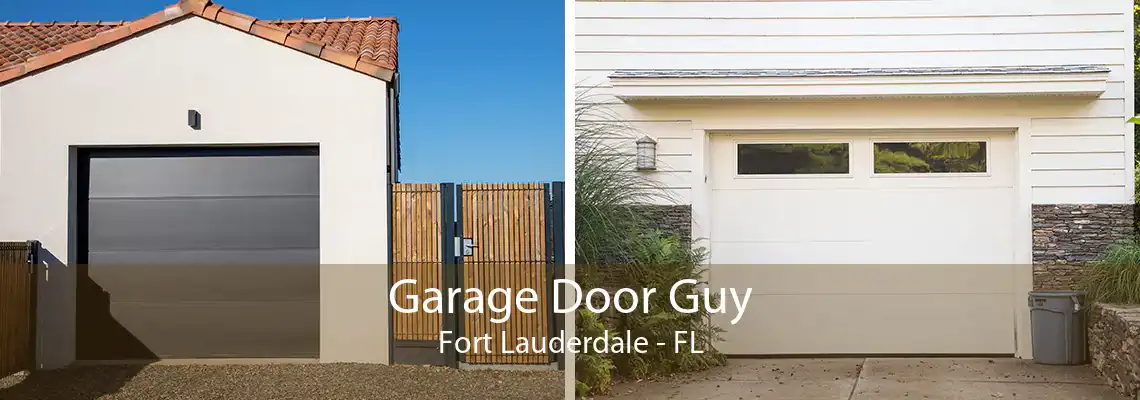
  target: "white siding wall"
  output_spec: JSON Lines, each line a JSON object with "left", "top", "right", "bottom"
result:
{"left": 0, "top": 17, "right": 391, "bottom": 368}
{"left": 575, "top": 0, "right": 1135, "bottom": 206}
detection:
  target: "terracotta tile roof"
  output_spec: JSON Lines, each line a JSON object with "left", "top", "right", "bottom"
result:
{"left": 0, "top": 0, "right": 398, "bottom": 85}
{"left": 264, "top": 18, "right": 396, "bottom": 68}
{"left": 0, "top": 21, "right": 128, "bottom": 69}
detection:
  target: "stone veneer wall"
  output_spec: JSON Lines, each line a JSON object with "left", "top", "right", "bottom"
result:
{"left": 631, "top": 205, "right": 692, "bottom": 244}
{"left": 1089, "top": 304, "right": 1140, "bottom": 400}
{"left": 1031, "top": 204, "right": 1134, "bottom": 290}
{"left": 583, "top": 205, "right": 693, "bottom": 266}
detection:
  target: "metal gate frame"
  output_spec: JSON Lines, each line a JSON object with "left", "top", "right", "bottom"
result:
{"left": 550, "top": 182, "right": 565, "bottom": 369}
{"left": 388, "top": 182, "right": 564, "bottom": 368}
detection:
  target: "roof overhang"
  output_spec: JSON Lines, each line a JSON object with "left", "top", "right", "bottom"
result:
{"left": 608, "top": 66, "right": 1110, "bottom": 102}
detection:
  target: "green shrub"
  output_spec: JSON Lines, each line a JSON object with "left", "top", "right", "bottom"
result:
{"left": 574, "top": 233, "right": 726, "bottom": 397}
{"left": 607, "top": 232, "right": 725, "bottom": 379}
{"left": 574, "top": 309, "right": 615, "bottom": 397}
{"left": 1080, "top": 241, "right": 1140, "bottom": 304}
{"left": 574, "top": 91, "right": 726, "bottom": 397}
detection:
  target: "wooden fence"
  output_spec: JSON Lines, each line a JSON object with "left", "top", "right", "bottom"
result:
{"left": 459, "top": 184, "right": 551, "bottom": 365}
{"left": 0, "top": 241, "right": 37, "bottom": 378}
{"left": 391, "top": 183, "right": 559, "bottom": 366}
{"left": 391, "top": 184, "right": 445, "bottom": 342}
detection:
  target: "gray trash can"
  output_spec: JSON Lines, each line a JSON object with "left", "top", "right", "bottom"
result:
{"left": 1028, "top": 291, "right": 1087, "bottom": 365}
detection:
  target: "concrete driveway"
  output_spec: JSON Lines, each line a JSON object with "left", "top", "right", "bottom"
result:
{"left": 601, "top": 358, "right": 1123, "bottom": 400}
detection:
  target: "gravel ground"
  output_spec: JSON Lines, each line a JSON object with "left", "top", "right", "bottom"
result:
{"left": 0, "top": 364, "right": 564, "bottom": 400}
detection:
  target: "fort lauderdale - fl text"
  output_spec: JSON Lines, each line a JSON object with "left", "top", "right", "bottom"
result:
{"left": 438, "top": 329, "right": 709, "bottom": 355}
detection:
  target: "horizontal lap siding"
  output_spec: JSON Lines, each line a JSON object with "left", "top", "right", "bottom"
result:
{"left": 575, "top": 0, "right": 1134, "bottom": 205}
{"left": 1030, "top": 116, "right": 1130, "bottom": 202}
{"left": 579, "top": 120, "right": 697, "bottom": 203}
{"left": 577, "top": 1, "right": 1124, "bottom": 18}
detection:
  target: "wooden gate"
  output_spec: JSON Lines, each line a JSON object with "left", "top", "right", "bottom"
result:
{"left": 390, "top": 183, "right": 455, "bottom": 366}
{"left": 389, "top": 182, "right": 563, "bottom": 367}
{"left": 0, "top": 241, "right": 38, "bottom": 378}
{"left": 458, "top": 184, "right": 553, "bottom": 365}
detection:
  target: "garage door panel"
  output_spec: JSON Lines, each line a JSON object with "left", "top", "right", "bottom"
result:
{"left": 97, "top": 302, "right": 320, "bottom": 359}
{"left": 713, "top": 293, "right": 1015, "bottom": 355}
{"left": 707, "top": 265, "right": 1015, "bottom": 295}
{"left": 861, "top": 189, "right": 1012, "bottom": 228}
{"left": 87, "top": 197, "right": 319, "bottom": 252}
{"left": 711, "top": 189, "right": 1012, "bottom": 244}
{"left": 89, "top": 155, "right": 319, "bottom": 198}
{"left": 712, "top": 241, "right": 871, "bottom": 264}
{"left": 712, "top": 190, "right": 869, "bottom": 242}
{"left": 80, "top": 148, "right": 320, "bottom": 360}
{"left": 87, "top": 248, "right": 319, "bottom": 265}
{"left": 712, "top": 238, "right": 1013, "bottom": 264}
{"left": 707, "top": 133, "right": 1018, "bottom": 355}
{"left": 83, "top": 264, "right": 319, "bottom": 302}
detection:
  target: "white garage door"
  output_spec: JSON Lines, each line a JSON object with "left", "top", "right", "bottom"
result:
{"left": 708, "top": 131, "right": 1017, "bottom": 355}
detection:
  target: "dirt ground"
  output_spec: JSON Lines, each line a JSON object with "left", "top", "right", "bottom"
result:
{"left": 0, "top": 363, "right": 564, "bottom": 400}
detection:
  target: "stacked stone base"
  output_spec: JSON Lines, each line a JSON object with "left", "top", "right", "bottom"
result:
{"left": 630, "top": 205, "right": 692, "bottom": 244}
{"left": 1032, "top": 204, "right": 1134, "bottom": 290}
{"left": 1034, "top": 205, "right": 1136, "bottom": 398}
{"left": 583, "top": 205, "right": 692, "bottom": 266}
{"left": 1090, "top": 304, "right": 1140, "bottom": 400}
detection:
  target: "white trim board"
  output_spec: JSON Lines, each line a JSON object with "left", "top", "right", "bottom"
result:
{"left": 610, "top": 72, "right": 1110, "bottom": 101}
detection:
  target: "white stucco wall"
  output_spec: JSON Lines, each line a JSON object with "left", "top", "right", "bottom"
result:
{"left": 0, "top": 17, "right": 391, "bottom": 368}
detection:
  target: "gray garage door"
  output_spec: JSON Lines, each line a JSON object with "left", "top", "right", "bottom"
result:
{"left": 76, "top": 147, "right": 320, "bottom": 360}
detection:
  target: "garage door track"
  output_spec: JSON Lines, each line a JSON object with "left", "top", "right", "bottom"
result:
{"left": 601, "top": 358, "right": 1123, "bottom": 400}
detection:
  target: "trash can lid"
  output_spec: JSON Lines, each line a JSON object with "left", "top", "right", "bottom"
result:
{"left": 1029, "top": 290, "right": 1083, "bottom": 297}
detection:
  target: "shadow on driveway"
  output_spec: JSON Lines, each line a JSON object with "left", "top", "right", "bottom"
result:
{"left": 0, "top": 365, "right": 145, "bottom": 400}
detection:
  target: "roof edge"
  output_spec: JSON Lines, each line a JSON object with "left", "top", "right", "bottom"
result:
{"left": 0, "top": 21, "right": 128, "bottom": 26}
{"left": 270, "top": 16, "right": 400, "bottom": 34}
{"left": 268, "top": 17, "right": 398, "bottom": 23}
{"left": 0, "top": 0, "right": 395, "bottom": 85}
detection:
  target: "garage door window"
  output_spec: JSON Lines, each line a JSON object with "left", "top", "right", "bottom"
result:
{"left": 737, "top": 143, "right": 850, "bottom": 175}
{"left": 873, "top": 141, "right": 987, "bottom": 174}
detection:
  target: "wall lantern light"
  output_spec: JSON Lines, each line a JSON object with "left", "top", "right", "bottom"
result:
{"left": 188, "top": 109, "right": 201, "bottom": 130}
{"left": 635, "top": 135, "right": 657, "bottom": 171}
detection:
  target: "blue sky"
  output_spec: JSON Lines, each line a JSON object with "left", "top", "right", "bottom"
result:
{"left": 1, "top": 0, "right": 566, "bottom": 184}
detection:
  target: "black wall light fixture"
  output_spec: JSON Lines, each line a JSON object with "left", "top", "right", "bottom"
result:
{"left": 188, "top": 109, "right": 201, "bottom": 130}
